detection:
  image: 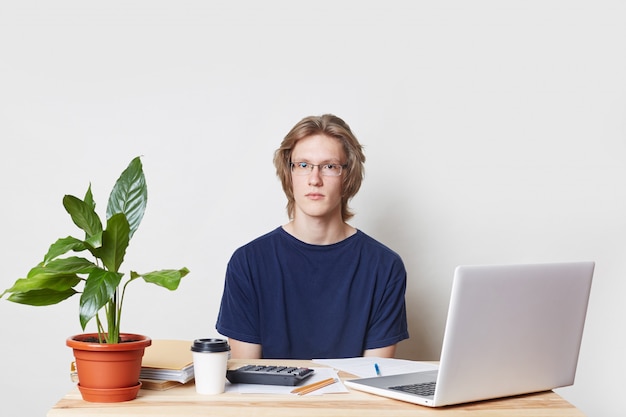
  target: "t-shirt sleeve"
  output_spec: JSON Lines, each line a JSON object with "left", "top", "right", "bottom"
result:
{"left": 364, "top": 256, "right": 410, "bottom": 350}
{"left": 215, "top": 250, "right": 261, "bottom": 344}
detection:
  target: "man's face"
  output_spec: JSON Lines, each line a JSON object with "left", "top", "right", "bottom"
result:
{"left": 290, "top": 134, "right": 346, "bottom": 222}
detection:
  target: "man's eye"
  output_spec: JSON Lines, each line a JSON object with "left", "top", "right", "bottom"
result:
{"left": 324, "top": 164, "right": 337, "bottom": 170}
{"left": 297, "top": 162, "right": 309, "bottom": 169}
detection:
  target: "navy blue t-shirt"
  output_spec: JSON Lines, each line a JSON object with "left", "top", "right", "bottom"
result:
{"left": 216, "top": 227, "right": 409, "bottom": 359}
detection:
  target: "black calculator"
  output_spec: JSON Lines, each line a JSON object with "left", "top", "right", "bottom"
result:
{"left": 226, "top": 365, "right": 315, "bottom": 386}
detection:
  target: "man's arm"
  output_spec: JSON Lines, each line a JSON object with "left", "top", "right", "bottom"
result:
{"left": 229, "top": 338, "right": 262, "bottom": 359}
{"left": 364, "top": 344, "right": 397, "bottom": 358}
{"left": 230, "top": 338, "right": 396, "bottom": 359}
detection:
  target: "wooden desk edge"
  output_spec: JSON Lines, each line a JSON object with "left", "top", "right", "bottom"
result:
{"left": 48, "top": 359, "right": 586, "bottom": 417}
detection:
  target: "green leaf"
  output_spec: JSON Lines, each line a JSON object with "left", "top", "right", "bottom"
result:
{"left": 99, "top": 213, "right": 130, "bottom": 273}
{"left": 5, "top": 273, "right": 81, "bottom": 294}
{"left": 131, "top": 267, "right": 189, "bottom": 290}
{"left": 2, "top": 267, "right": 81, "bottom": 306}
{"left": 83, "top": 183, "right": 96, "bottom": 211}
{"left": 63, "top": 194, "right": 103, "bottom": 242}
{"left": 84, "top": 231, "right": 103, "bottom": 250}
{"left": 106, "top": 157, "right": 147, "bottom": 240}
{"left": 79, "top": 267, "right": 123, "bottom": 329}
{"left": 43, "top": 236, "right": 87, "bottom": 265}
{"left": 7, "top": 288, "right": 78, "bottom": 306}
{"left": 41, "top": 256, "right": 96, "bottom": 275}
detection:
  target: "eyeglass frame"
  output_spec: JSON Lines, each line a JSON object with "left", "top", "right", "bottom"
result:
{"left": 289, "top": 161, "right": 348, "bottom": 177}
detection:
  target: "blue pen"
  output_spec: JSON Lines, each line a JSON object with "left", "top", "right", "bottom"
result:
{"left": 374, "top": 363, "right": 381, "bottom": 376}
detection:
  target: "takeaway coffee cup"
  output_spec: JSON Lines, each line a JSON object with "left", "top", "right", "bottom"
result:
{"left": 191, "top": 338, "right": 230, "bottom": 394}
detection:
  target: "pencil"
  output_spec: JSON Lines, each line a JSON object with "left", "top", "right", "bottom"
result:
{"left": 291, "top": 377, "right": 337, "bottom": 395}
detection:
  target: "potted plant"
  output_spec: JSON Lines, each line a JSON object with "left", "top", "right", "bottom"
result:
{"left": 1, "top": 156, "right": 189, "bottom": 402}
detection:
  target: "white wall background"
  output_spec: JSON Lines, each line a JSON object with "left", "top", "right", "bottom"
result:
{"left": 1, "top": 1, "right": 624, "bottom": 415}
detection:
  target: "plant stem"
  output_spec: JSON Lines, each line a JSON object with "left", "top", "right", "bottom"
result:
{"left": 107, "top": 295, "right": 118, "bottom": 343}
{"left": 96, "top": 315, "right": 104, "bottom": 343}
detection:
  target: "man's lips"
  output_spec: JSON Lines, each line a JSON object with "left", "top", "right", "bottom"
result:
{"left": 305, "top": 192, "right": 324, "bottom": 200}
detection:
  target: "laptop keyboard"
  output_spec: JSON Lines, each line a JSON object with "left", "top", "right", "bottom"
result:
{"left": 389, "top": 381, "right": 437, "bottom": 397}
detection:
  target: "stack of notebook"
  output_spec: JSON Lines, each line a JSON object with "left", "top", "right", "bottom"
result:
{"left": 140, "top": 339, "right": 194, "bottom": 390}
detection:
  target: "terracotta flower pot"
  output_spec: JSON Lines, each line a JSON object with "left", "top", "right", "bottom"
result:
{"left": 66, "top": 333, "right": 152, "bottom": 402}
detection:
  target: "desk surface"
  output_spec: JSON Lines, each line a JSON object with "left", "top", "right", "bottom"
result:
{"left": 48, "top": 359, "right": 585, "bottom": 417}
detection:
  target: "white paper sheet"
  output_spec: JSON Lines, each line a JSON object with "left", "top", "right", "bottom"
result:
{"left": 224, "top": 367, "right": 348, "bottom": 395}
{"left": 313, "top": 357, "right": 438, "bottom": 378}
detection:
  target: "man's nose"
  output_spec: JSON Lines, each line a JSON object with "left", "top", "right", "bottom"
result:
{"left": 308, "top": 166, "right": 323, "bottom": 185}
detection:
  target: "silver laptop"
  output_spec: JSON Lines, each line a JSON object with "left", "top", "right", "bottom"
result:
{"left": 345, "top": 261, "right": 594, "bottom": 407}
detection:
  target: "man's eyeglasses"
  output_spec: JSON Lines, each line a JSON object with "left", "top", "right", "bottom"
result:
{"left": 290, "top": 161, "right": 347, "bottom": 177}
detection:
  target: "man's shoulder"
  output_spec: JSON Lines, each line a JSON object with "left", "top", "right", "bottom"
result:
{"left": 354, "top": 230, "right": 403, "bottom": 260}
{"left": 246, "top": 227, "right": 282, "bottom": 244}
{"left": 232, "top": 227, "right": 285, "bottom": 255}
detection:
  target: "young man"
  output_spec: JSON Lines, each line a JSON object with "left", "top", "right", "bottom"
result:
{"left": 216, "top": 114, "right": 409, "bottom": 359}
